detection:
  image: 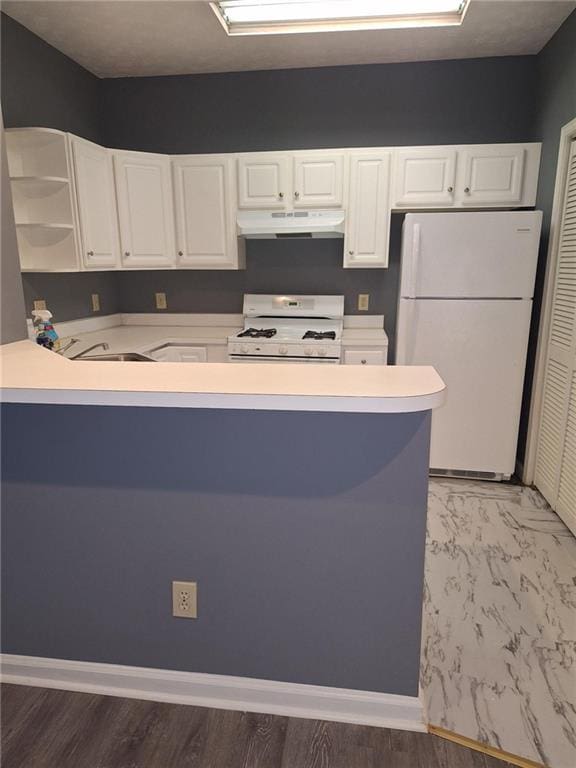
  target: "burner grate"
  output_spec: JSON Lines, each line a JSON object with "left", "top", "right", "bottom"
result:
{"left": 238, "top": 328, "right": 277, "bottom": 339}
{"left": 303, "top": 331, "right": 337, "bottom": 340}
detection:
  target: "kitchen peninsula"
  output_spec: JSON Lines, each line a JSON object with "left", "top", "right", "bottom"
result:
{"left": 1, "top": 340, "right": 444, "bottom": 726}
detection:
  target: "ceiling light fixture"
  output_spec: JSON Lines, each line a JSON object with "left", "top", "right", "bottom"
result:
{"left": 211, "top": 0, "right": 471, "bottom": 36}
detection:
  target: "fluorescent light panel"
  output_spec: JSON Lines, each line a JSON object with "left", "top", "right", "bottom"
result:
{"left": 211, "top": 0, "right": 470, "bottom": 35}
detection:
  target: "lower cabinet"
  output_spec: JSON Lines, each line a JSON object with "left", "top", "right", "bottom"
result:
{"left": 343, "top": 349, "right": 387, "bottom": 365}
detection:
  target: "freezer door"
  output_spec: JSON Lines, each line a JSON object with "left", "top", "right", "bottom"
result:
{"left": 400, "top": 211, "right": 542, "bottom": 299}
{"left": 396, "top": 298, "right": 533, "bottom": 475}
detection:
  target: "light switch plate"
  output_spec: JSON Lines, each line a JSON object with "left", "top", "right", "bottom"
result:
{"left": 33, "top": 299, "right": 46, "bottom": 311}
{"left": 172, "top": 581, "right": 197, "bottom": 619}
{"left": 358, "top": 294, "right": 370, "bottom": 311}
{"left": 91, "top": 293, "right": 100, "bottom": 312}
{"left": 155, "top": 292, "right": 167, "bottom": 310}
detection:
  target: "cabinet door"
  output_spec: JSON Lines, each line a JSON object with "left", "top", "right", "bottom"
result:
{"left": 345, "top": 152, "right": 391, "bottom": 268}
{"left": 113, "top": 151, "right": 175, "bottom": 268}
{"left": 459, "top": 146, "right": 525, "bottom": 205}
{"left": 71, "top": 137, "right": 119, "bottom": 269}
{"left": 293, "top": 154, "right": 344, "bottom": 207}
{"left": 237, "top": 155, "right": 289, "bottom": 208}
{"left": 173, "top": 156, "right": 239, "bottom": 269}
{"left": 394, "top": 149, "right": 456, "bottom": 207}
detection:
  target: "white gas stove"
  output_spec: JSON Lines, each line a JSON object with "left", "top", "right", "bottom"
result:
{"left": 228, "top": 294, "right": 344, "bottom": 363}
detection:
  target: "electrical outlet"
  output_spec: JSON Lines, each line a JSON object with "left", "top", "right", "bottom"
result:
{"left": 155, "top": 292, "right": 167, "bottom": 310}
{"left": 91, "top": 293, "right": 100, "bottom": 312}
{"left": 358, "top": 294, "right": 370, "bottom": 311}
{"left": 172, "top": 581, "right": 197, "bottom": 619}
{"left": 33, "top": 299, "right": 46, "bottom": 311}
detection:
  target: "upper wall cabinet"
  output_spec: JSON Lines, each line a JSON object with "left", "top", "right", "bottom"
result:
{"left": 237, "top": 154, "right": 290, "bottom": 209}
{"left": 237, "top": 151, "right": 345, "bottom": 209}
{"left": 71, "top": 137, "right": 119, "bottom": 270}
{"left": 8, "top": 130, "right": 542, "bottom": 273}
{"left": 172, "top": 155, "right": 244, "bottom": 269}
{"left": 113, "top": 151, "right": 175, "bottom": 268}
{"left": 393, "top": 144, "right": 539, "bottom": 209}
{"left": 393, "top": 148, "right": 457, "bottom": 207}
{"left": 458, "top": 146, "right": 525, "bottom": 205}
{"left": 293, "top": 154, "right": 344, "bottom": 207}
{"left": 345, "top": 152, "right": 391, "bottom": 268}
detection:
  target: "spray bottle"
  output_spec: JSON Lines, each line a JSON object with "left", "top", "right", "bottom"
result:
{"left": 32, "top": 309, "right": 59, "bottom": 350}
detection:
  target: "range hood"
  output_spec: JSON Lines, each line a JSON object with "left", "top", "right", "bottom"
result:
{"left": 237, "top": 210, "right": 345, "bottom": 239}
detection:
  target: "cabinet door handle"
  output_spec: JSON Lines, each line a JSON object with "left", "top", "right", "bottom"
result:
{"left": 447, "top": 186, "right": 453, "bottom": 193}
{"left": 178, "top": 250, "right": 183, "bottom": 257}
{"left": 124, "top": 251, "right": 130, "bottom": 257}
{"left": 278, "top": 192, "right": 284, "bottom": 199}
{"left": 361, "top": 359, "right": 367, "bottom": 365}
{"left": 294, "top": 191, "right": 300, "bottom": 199}
{"left": 87, "top": 250, "right": 94, "bottom": 257}
{"left": 348, "top": 250, "right": 354, "bottom": 256}
{"left": 464, "top": 187, "right": 470, "bottom": 194}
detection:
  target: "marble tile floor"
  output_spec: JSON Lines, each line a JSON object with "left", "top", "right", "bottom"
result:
{"left": 421, "top": 478, "right": 576, "bottom": 768}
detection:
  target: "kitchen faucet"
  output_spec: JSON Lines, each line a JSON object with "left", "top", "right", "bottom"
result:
{"left": 71, "top": 342, "right": 110, "bottom": 359}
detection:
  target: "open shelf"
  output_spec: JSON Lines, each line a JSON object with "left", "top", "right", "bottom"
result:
{"left": 16, "top": 222, "right": 74, "bottom": 230}
{"left": 10, "top": 176, "right": 70, "bottom": 194}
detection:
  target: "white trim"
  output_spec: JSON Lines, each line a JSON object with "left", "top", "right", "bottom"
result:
{"left": 0, "top": 654, "right": 425, "bottom": 732}
{"left": 343, "top": 315, "right": 384, "bottom": 329}
{"left": 524, "top": 116, "right": 576, "bottom": 485}
{"left": 0, "top": 386, "right": 445, "bottom": 413}
{"left": 55, "top": 313, "right": 123, "bottom": 338}
{"left": 121, "top": 313, "right": 244, "bottom": 327}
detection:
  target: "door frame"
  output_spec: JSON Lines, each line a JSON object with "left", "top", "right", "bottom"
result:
{"left": 523, "top": 115, "right": 576, "bottom": 485}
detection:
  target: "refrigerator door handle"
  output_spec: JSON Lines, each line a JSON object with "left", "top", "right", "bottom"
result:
{"left": 407, "top": 223, "right": 421, "bottom": 298}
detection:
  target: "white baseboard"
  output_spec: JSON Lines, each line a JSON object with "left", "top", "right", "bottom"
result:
{"left": 0, "top": 654, "right": 425, "bottom": 732}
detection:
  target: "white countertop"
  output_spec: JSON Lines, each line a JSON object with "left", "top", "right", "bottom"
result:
{"left": 0, "top": 339, "right": 444, "bottom": 414}
{"left": 56, "top": 322, "right": 389, "bottom": 357}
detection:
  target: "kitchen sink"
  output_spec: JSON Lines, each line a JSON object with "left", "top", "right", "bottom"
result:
{"left": 73, "top": 353, "right": 155, "bottom": 362}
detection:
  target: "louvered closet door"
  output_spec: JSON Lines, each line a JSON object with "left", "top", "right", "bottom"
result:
{"left": 535, "top": 141, "right": 576, "bottom": 535}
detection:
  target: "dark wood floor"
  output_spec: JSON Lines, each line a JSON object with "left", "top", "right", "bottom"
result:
{"left": 1, "top": 684, "right": 515, "bottom": 768}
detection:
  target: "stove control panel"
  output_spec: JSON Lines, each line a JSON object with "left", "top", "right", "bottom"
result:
{"left": 229, "top": 341, "right": 340, "bottom": 359}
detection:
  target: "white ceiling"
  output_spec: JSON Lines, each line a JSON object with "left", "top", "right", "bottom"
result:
{"left": 2, "top": 0, "right": 575, "bottom": 78}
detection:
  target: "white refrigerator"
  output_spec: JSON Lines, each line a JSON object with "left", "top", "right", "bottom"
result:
{"left": 396, "top": 211, "right": 542, "bottom": 479}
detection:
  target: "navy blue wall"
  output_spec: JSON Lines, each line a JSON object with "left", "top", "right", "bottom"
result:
{"left": 0, "top": 14, "right": 101, "bottom": 142}
{"left": 2, "top": 404, "right": 431, "bottom": 695}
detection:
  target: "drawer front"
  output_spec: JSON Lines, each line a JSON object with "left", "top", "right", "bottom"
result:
{"left": 344, "top": 350, "right": 386, "bottom": 366}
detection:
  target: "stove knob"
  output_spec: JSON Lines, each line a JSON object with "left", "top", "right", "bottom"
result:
{"left": 240, "top": 344, "right": 250, "bottom": 353}
{"left": 304, "top": 347, "right": 314, "bottom": 356}
{"left": 279, "top": 346, "right": 288, "bottom": 355}
{"left": 318, "top": 348, "right": 327, "bottom": 357}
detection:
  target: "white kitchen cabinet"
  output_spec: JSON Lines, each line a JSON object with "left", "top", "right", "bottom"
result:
{"left": 457, "top": 146, "right": 526, "bottom": 205}
{"left": 293, "top": 154, "right": 344, "bottom": 207}
{"left": 237, "top": 154, "right": 290, "bottom": 208}
{"left": 343, "top": 349, "right": 387, "bottom": 365}
{"left": 344, "top": 152, "right": 391, "bottom": 268}
{"left": 113, "top": 151, "right": 175, "bottom": 268}
{"left": 393, "top": 148, "right": 457, "bottom": 207}
{"left": 172, "top": 155, "right": 243, "bottom": 269}
{"left": 71, "top": 137, "right": 119, "bottom": 270}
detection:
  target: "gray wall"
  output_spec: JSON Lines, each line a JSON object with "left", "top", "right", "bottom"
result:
{"left": 1, "top": 114, "right": 27, "bottom": 345}
{"left": 100, "top": 56, "right": 537, "bottom": 153}
{"left": 2, "top": 404, "right": 431, "bottom": 696}
{"left": 517, "top": 9, "right": 576, "bottom": 463}
{"left": 0, "top": 13, "right": 101, "bottom": 142}
{"left": 22, "top": 272, "right": 122, "bottom": 323}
